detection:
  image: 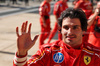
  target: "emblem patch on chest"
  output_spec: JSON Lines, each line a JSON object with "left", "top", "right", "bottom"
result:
{"left": 84, "top": 55, "right": 91, "bottom": 65}
{"left": 53, "top": 52, "right": 64, "bottom": 63}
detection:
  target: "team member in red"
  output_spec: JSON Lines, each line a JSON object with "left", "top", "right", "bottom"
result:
{"left": 88, "top": 2, "right": 100, "bottom": 47}
{"left": 47, "top": 0, "right": 68, "bottom": 43}
{"left": 13, "top": 8, "right": 100, "bottom": 66}
{"left": 39, "top": 0, "right": 52, "bottom": 47}
{"left": 74, "top": 0, "right": 93, "bottom": 18}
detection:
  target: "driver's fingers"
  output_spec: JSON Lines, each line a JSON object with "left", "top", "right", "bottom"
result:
{"left": 16, "top": 27, "right": 20, "bottom": 37}
{"left": 21, "top": 22, "right": 25, "bottom": 34}
{"left": 24, "top": 21, "right": 28, "bottom": 33}
{"left": 21, "top": 22, "right": 28, "bottom": 34}
{"left": 28, "top": 23, "right": 32, "bottom": 34}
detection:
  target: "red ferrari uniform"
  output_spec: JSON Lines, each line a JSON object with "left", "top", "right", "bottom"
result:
{"left": 88, "top": 16, "right": 100, "bottom": 47}
{"left": 47, "top": 1, "right": 68, "bottom": 43}
{"left": 75, "top": 0, "right": 93, "bottom": 18}
{"left": 39, "top": 1, "right": 51, "bottom": 47}
{"left": 13, "top": 40, "right": 100, "bottom": 66}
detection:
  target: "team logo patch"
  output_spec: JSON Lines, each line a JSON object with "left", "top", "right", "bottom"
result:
{"left": 84, "top": 55, "right": 91, "bottom": 65}
{"left": 53, "top": 52, "right": 64, "bottom": 63}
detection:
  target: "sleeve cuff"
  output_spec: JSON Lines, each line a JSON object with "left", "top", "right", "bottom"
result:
{"left": 14, "top": 52, "right": 27, "bottom": 66}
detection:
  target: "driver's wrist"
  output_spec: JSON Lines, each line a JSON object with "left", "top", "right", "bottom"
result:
{"left": 17, "top": 51, "right": 27, "bottom": 57}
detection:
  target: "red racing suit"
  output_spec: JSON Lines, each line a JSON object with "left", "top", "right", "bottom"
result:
{"left": 47, "top": 1, "right": 68, "bottom": 43}
{"left": 75, "top": 0, "right": 93, "bottom": 18}
{"left": 39, "top": 1, "right": 51, "bottom": 47}
{"left": 88, "top": 16, "right": 100, "bottom": 47}
{"left": 13, "top": 40, "right": 100, "bottom": 66}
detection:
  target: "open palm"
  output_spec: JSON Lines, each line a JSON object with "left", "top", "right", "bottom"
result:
{"left": 16, "top": 21, "right": 38, "bottom": 55}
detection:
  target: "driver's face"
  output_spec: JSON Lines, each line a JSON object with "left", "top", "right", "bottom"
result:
{"left": 61, "top": 17, "right": 83, "bottom": 47}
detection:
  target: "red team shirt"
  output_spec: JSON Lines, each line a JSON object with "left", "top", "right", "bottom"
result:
{"left": 39, "top": 1, "right": 51, "bottom": 46}
{"left": 13, "top": 40, "right": 100, "bottom": 66}
{"left": 75, "top": 0, "right": 92, "bottom": 18}
{"left": 53, "top": 1, "right": 68, "bottom": 18}
{"left": 88, "top": 16, "right": 100, "bottom": 47}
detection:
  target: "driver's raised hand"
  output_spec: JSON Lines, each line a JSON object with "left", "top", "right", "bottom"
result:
{"left": 16, "top": 21, "right": 39, "bottom": 56}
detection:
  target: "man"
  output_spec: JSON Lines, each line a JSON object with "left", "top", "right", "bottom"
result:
{"left": 39, "top": 0, "right": 52, "bottom": 47}
{"left": 47, "top": 0, "right": 68, "bottom": 43}
{"left": 88, "top": 2, "right": 100, "bottom": 47}
{"left": 74, "top": 0, "right": 93, "bottom": 18}
{"left": 13, "top": 8, "right": 100, "bottom": 66}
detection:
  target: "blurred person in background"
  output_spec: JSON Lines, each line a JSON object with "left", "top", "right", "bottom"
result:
{"left": 74, "top": 0, "right": 93, "bottom": 18}
{"left": 39, "top": 0, "right": 52, "bottom": 48}
{"left": 47, "top": 0, "right": 68, "bottom": 43}
{"left": 88, "top": 2, "right": 100, "bottom": 47}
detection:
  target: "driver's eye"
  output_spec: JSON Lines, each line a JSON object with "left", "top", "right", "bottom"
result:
{"left": 73, "top": 26, "right": 78, "bottom": 29}
{"left": 63, "top": 26, "right": 69, "bottom": 30}
{"left": 73, "top": 26, "right": 80, "bottom": 30}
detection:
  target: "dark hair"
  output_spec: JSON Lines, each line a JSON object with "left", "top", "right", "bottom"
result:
{"left": 58, "top": 8, "right": 87, "bottom": 31}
